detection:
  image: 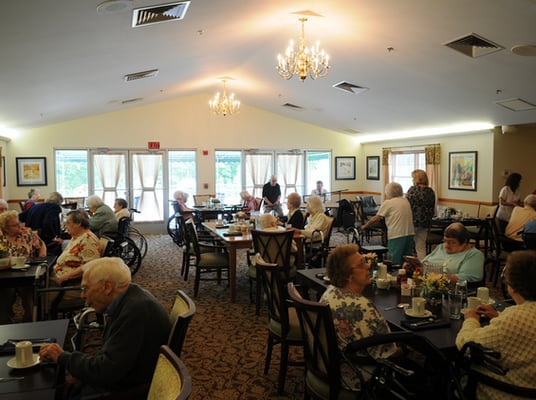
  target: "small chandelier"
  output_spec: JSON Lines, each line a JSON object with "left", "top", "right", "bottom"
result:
{"left": 277, "top": 18, "right": 330, "bottom": 82}
{"left": 208, "top": 79, "right": 240, "bottom": 116}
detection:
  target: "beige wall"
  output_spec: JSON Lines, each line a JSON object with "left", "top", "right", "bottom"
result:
{"left": 4, "top": 93, "right": 535, "bottom": 212}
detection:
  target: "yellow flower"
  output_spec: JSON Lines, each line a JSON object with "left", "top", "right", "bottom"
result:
{"left": 364, "top": 252, "right": 378, "bottom": 265}
{"left": 424, "top": 272, "right": 449, "bottom": 295}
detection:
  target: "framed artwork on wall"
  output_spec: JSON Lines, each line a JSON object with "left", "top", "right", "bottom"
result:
{"left": 16, "top": 157, "right": 47, "bottom": 186}
{"left": 448, "top": 151, "right": 477, "bottom": 191}
{"left": 335, "top": 156, "right": 356, "bottom": 180}
{"left": 366, "top": 156, "right": 380, "bottom": 180}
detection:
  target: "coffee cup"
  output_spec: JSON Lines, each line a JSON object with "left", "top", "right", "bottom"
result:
{"left": 377, "top": 263, "right": 387, "bottom": 279}
{"left": 411, "top": 297, "right": 426, "bottom": 316}
{"left": 15, "top": 341, "right": 34, "bottom": 367}
{"left": 14, "top": 256, "right": 26, "bottom": 268}
{"left": 467, "top": 296, "right": 481, "bottom": 309}
{"left": 476, "top": 287, "right": 489, "bottom": 304}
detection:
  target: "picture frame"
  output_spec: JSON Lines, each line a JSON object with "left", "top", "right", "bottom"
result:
{"left": 16, "top": 157, "right": 47, "bottom": 186}
{"left": 335, "top": 156, "right": 356, "bottom": 180}
{"left": 448, "top": 151, "right": 477, "bottom": 191}
{"left": 366, "top": 156, "right": 380, "bottom": 180}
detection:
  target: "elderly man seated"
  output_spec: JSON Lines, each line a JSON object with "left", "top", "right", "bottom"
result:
{"left": 505, "top": 194, "right": 536, "bottom": 245}
{"left": 39, "top": 257, "right": 171, "bottom": 399}
{"left": 86, "top": 195, "right": 118, "bottom": 237}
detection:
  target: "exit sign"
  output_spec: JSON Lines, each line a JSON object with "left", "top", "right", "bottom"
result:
{"left": 148, "top": 141, "right": 160, "bottom": 150}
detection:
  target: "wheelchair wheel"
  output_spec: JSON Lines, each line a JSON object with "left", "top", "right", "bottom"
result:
{"left": 167, "top": 215, "right": 184, "bottom": 246}
{"left": 109, "top": 237, "right": 143, "bottom": 276}
{"left": 128, "top": 226, "right": 148, "bottom": 259}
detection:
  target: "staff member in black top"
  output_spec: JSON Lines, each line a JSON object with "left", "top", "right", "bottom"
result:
{"left": 262, "top": 175, "right": 283, "bottom": 217}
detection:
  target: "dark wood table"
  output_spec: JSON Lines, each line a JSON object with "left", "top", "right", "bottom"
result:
{"left": 0, "top": 256, "right": 56, "bottom": 289}
{"left": 0, "top": 319, "right": 69, "bottom": 399}
{"left": 203, "top": 222, "right": 303, "bottom": 302}
{"left": 193, "top": 205, "right": 241, "bottom": 221}
{"left": 296, "top": 268, "right": 511, "bottom": 360}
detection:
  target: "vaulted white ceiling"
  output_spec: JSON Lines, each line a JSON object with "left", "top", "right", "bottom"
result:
{"left": 1, "top": 0, "right": 535, "bottom": 137}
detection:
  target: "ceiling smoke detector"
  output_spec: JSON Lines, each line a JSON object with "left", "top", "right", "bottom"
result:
{"left": 96, "top": 0, "right": 133, "bottom": 14}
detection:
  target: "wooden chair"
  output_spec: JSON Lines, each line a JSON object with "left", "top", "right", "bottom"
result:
{"left": 457, "top": 341, "right": 536, "bottom": 399}
{"left": 468, "top": 204, "right": 498, "bottom": 257}
{"left": 193, "top": 194, "right": 214, "bottom": 206}
{"left": 256, "top": 256, "right": 303, "bottom": 394}
{"left": 248, "top": 229, "right": 294, "bottom": 315}
{"left": 147, "top": 345, "right": 192, "bottom": 400}
{"left": 168, "top": 290, "right": 196, "bottom": 358}
{"left": 185, "top": 219, "right": 229, "bottom": 298}
{"left": 288, "top": 283, "right": 463, "bottom": 400}
{"left": 352, "top": 199, "right": 387, "bottom": 247}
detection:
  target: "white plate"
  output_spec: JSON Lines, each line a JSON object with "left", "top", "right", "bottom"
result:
{"left": 11, "top": 264, "right": 30, "bottom": 270}
{"left": 482, "top": 298, "right": 495, "bottom": 305}
{"left": 404, "top": 309, "right": 433, "bottom": 319}
{"left": 7, "top": 354, "right": 40, "bottom": 369}
{"left": 322, "top": 276, "right": 330, "bottom": 282}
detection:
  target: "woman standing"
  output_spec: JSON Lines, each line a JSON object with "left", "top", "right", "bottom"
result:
{"left": 363, "top": 182, "right": 415, "bottom": 266}
{"left": 497, "top": 172, "right": 522, "bottom": 224}
{"left": 0, "top": 210, "right": 46, "bottom": 323}
{"left": 406, "top": 170, "right": 436, "bottom": 260}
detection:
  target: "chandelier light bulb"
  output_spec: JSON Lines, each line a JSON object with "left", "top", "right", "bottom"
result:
{"left": 208, "top": 79, "right": 240, "bottom": 116}
{"left": 276, "top": 18, "right": 330, "bottom": 81}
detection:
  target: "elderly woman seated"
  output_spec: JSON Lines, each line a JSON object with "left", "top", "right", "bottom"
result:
{"left": 301, "top": 195, "right": 330, "bottom": 240}
{"left": 240, "top": 191, "right": 258, "bottom": 212}
{"left": 422, "top": 222, "right": 484, "bottom": 285}
{"left": 172, "top": 190, "right": 197, "bottom": 219}
{"left": 280, "top": 192, "right": 305, "bottom": 229}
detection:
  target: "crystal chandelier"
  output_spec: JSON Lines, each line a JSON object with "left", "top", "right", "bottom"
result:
{"left": 208, "top": 79, "right": 240, "bottom": 116}
{"left": 277, "top": 18, "right": 330, "bottom": 81}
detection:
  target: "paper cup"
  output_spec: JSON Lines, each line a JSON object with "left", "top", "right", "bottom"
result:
{"left": 477, "top": 287, "right": 489, "bottom": 304}
{"left": 467, "top": 296, "right": 481, "bottom": 309}
{"left": 15, "top": 341, "right": 34, "bottom": 367}
{"left": 412, "top": 297, "right": 426, "bottom": 316}
{"left": 14, "top": 256, "right": 26, "bottom": 267}
{"left": 377, "top": 263, "right": 387, "bottom": 279}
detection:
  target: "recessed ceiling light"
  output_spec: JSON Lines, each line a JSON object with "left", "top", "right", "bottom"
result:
{"left": 96, "top": 0, "right": 133, "bottom": 14}
{"left": 511, "top": 44, "right": 536, "bottom": 57}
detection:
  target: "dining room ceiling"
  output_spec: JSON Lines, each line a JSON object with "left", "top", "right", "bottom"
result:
{"left": 1, "top": 0, "right": 535, "bottom": 137}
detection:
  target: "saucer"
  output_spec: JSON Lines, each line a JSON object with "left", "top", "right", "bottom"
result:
{"left": 11, "top": 264, "right": 30, "bottom": 270}
{"left": 404, "top": 309, "right": 433, "bottom": 319}
{"left": 7, "top": 354, "right": 40, "bottom": 369}
{"left": 322, "top": 276, "right": 331, "bottom": 282}
{"left": 481, "top": 298, "right": 495, "bottom": 305}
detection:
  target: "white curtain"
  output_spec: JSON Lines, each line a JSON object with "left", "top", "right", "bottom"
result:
{"left": 133, "top": 154, "right": 162, "bottom": 219}
{"left": 276, "top": 153, "right": 303, "bottom": 199}
{"left": 245, "top": 153, "right": 271, "bottom": 198}
{"left": 94, "top": 154, "right": 124, "bottom": 205}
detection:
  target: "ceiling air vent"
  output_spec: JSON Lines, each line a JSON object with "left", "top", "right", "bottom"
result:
{"left": 333, "top": 81, "right": 369, "bottom": 95}
{"left": 124, "top": 69, "right": 159, "bottom": 82}
{"left": 495, "top": 98, "right": 536, "bottom": 112}
{"left": 444, "top": 33, "right": 503, "bottom": 58}
{"left": 132, "top": 1, "right": 190, "bottom": 27}
{"left": 282, "top": 103, "right": 304, "bottom": 111}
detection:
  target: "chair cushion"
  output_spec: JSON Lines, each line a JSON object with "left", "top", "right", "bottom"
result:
{"left": 198, "top": 252, "right": 228, "bottom": 267}
{"left": 268, "top": 307, "right": 302, "bottom": 341}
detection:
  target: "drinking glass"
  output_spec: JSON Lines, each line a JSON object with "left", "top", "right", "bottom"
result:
{"left": 448, "top": 290, "right": 462, "bottom": 320}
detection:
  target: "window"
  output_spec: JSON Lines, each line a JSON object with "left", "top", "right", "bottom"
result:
{"left": 215, "top": 151, "right": 242, "bottom": 205}
{"left": 390, "top": 150, "right": 425, "bottom": 192}
{"left": 305, "top": 151, "right": 331, "bottom": 195}
{"left": 55, "top": 150, "right": 89, "bottom": 197}
{"left": 168, "top": 150, "right": 197, "bottom": 210}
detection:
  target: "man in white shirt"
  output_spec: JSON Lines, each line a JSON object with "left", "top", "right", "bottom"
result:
{"left": 310, "top": 180, "right": 328, "bottom": 202}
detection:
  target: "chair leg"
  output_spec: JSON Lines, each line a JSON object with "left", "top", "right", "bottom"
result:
{"left": 193, "top": 268, "right": 201, "bottom": 298}
{"left": 277, "top": 342, "right": 289, "bottom": 394}
{"left": 264, "top": 335, "right": 274, "bottom": 375}
{"left": 255, "top": 281, "right": 262, "bottom": 315}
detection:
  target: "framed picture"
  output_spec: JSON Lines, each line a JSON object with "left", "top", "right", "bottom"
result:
{"left": 448, "top": 151, "right": 477, "bottom": 191}
{"left": 16, "top": 157, "right": 47, "bottom": 186}
{"left": 366, "top": 156, "right": 380, "bottom": 180}
{"left": 335, "top": 156, "right": 356, "bottom": 180}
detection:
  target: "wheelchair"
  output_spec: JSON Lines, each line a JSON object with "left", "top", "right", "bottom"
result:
{"left": 102, "top": 217, "right": 143, "bottom": 276}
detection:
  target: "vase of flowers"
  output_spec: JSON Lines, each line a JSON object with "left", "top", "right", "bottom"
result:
{"left": 363, "top": 252, "right": 379, "bottom": 270}
{"left": 423, "top": 272, "right": 449, "bottom": 316}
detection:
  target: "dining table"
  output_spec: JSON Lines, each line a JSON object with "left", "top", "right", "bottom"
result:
{"left": 0, "top": 319, "right": 69, "bottom": 399}
{"left": 193, "top": 204, "right": 242, "bottom": 221}
{"left": 202, "top": 221, "right": 303, "bottom": 302}
{"left": 0, "top": 256, "right": 56, "bottom": 289}
{"left": 296, "top": 268, "right": 511, "bottom": 360}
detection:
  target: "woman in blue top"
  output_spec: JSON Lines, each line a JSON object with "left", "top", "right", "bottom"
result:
{"left": 423, "top": 222, "right": 484, "bottom": 284}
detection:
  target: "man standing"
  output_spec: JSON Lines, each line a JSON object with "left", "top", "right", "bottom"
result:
{"left": 39, "top": 257, "right": 171, "bottom": 399}
{"left": 262, "top": 175, "right": 283, "bottom": 217}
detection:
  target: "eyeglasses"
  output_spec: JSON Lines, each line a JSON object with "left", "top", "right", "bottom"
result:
{"left": 443, "top": 238, "right": 460, "bottom": 246}
{"left": 6, "top": 222, "right": 21, "bottom": 228}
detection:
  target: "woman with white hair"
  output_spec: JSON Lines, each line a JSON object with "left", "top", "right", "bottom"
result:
{"left": 301, "top": 195, "right": 330, "bottom": 239}
{"left": 86, "top": 195, "right": 117, "bottom": 237}
{"left": 172, "top": 190, "right": 196, "bottom": 218}
{"left": 362, "top": 182, "right": 415, "bottom": 266}
{"left": 240, "top": 191, "right": 258, "bottom": 212}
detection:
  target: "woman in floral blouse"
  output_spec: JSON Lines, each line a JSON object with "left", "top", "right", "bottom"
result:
{"left": 0, "top": 210, "right": 46, "bottom": 323}
{"left": 53, "top": 209, "right": 101, "bottom": 285}
{"left": 320, "top": 244, "right": 397, "bottom": 390}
